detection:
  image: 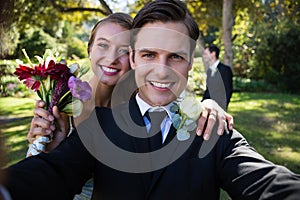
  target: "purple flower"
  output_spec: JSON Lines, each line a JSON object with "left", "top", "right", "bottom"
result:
{"left": 68, "top": 76, "right": 92, "bottom": 102}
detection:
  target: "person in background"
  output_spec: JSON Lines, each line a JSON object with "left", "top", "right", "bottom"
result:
{"left": 202, "top": 44, "right": 233, "bottom": 110}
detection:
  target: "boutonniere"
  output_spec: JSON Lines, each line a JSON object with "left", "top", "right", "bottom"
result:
{"left": 171, "top": 96, "right": 204, "bottom": 141}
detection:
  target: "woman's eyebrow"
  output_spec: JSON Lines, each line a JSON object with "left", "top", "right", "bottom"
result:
{"left": 95, "top": 37, "right": 110, "bottom": 42}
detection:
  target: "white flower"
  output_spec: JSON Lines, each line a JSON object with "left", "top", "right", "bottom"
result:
{"left": 171, "top": 96, "right": 204, "bottom": 141}
{"left": 179, "top": 96, "right": 203, "bottom": 121}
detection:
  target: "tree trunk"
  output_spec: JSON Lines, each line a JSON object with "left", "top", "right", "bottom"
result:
{"left": 222, "top": 0, "right": 234, "bottom": 68}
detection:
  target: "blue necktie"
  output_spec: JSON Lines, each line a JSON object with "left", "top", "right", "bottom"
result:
{"left": 146, "top": 111, "right": 167, "bottom": 151}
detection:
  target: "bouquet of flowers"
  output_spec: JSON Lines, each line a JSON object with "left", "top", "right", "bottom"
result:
{"left": 171, "top": 96, "right": 204, "bottom": 141}
{"left": 14, "top": 49, "right": 92, "bottom": 156}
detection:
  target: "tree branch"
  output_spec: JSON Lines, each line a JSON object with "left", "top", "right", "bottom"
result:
{"left": 49, "top": 0, "right": 112, "bottom": 15}
{"left": 99, "top": 0, "right": 113, "bottom": 14}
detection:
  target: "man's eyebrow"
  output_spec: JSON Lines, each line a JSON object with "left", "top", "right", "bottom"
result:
{"left": 171, "top": 51, "right": 188, "bottom": 56}
{"left": 137, "top": 48, "right": 188, "bottom": 55}
{"left": 137, "top": 48, "right": 157, "bottom": 54}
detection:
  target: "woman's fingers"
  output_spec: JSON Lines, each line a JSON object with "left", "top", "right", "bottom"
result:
{"left": 202, "top": 109, "right": 217, "bottom": 140}
{"left": 33, "top": 107, "right": 54, "bottom": 121}
{"left": 196, "top": 109, "right": 209, "bottom": 136}
{"left": 52, "top": 106, "right": 69, "bottom": 134}
{"left": 27, "top": 117, "right": 54, "bottom": 143}
{"left": 217, "top": 115, "right": 227, "bottom": 136}
{"left": 35, "top": 100, "right": 45, "bottom": 108}
{"left": 27, "top": 102, "right": 55, "bottom": 143}
{"left": 225, "top": 112, "right": 234, "bottom": 130}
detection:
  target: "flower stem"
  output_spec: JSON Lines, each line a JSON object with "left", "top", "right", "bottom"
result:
{"left": 178, "top": 115, "right": 187, "bottom": 130}
{"left": 58, "top": 91, "right": 71, "bottom": 105}
{"left": 22, "top": 49, "right": 33, "bottom": 68}
{"left": 40, "top": 81, "right": 48, "bottom": 108}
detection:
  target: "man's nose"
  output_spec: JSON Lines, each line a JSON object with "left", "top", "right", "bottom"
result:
{"left": 154, "top": 58, "right": 170, "bottom": 78}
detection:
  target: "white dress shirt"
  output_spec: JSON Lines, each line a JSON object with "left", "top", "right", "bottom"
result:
{"left": 135, "top": 94, "right": 175, "bottom": 143}
{"left": 209, "top": 60, "right": 220, "bottom": 76}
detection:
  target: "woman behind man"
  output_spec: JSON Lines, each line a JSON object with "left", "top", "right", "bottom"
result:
{"left": 26, "top": 12, "right": 233, "bottom": 200}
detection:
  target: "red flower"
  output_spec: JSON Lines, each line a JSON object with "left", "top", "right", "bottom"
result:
{"left": 23, "top": 78, "right": 41, "bottom": 91}
{"left": 46, "top": 62, "right": 71, "bottom": 80}
{"left": 14, "top": 64, "right": 47, "bottom": 91}
{"left": 14, "top": 65, "right": 35, "bottom": 80}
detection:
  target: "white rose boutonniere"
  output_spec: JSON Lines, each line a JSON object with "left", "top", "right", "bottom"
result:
{"left": 171, "top": 97, "right": 204, "bottom": 141}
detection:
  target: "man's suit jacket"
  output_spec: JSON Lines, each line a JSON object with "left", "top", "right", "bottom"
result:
{"left": 5, "top": 99, "right": 300, "bottom": 200}
{"left": 203, "top": 62, "right": 233, "bottom": 110}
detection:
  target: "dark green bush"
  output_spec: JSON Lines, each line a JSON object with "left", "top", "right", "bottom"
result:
{"left": 16, "top": 27, "right": 67, "bottom": 59}
{"left": 250, "top": 20, "right": 300, "bottom": 94}
{"left": 233, "top": 77, "right": 276, "bottom": 93}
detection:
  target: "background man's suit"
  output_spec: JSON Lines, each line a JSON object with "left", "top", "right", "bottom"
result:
{"left": 203, "top": 62, "right": 233, "bottom": 110}
{"left": 5, "top": 98, "right": 300, "bottom": 200}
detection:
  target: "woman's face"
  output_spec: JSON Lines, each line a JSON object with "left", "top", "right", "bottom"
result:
{"left": 89, "top": 22, "right": 131, "bottom": 86}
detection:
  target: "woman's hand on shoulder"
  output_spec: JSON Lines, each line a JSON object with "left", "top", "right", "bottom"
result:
{"left": 196, "top": 99, "right": 234, "bottom": 140}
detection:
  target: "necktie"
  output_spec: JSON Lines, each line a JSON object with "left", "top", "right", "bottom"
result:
{"left": 146, "top": 111, "right": 167, "bottom": 151}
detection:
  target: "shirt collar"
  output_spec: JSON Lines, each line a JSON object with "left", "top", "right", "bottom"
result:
{"left": 135, "top": 94, "right": 175, "bottom": 119}
{"left": 210, "top": 60, "right": 220, "bottom": 71}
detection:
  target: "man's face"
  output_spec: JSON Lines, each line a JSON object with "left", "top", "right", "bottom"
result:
{"left": 130, "top": 22, "right": 193, "bottom": 106}
{"left": 202, "top": 48, "right": 213, "bottom": 67}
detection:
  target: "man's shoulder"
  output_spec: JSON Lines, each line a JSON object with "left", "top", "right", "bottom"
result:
{"left": 217, "top": 62, "right": 231, "bottom": 70}
{"left": 217, "top": 62, "right": 233, "bottom": 76}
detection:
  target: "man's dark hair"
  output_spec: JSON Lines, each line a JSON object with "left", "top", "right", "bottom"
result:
{"left": 206, "top": 44, "right": 220, "bottom": 59}
{"left": 131, "top": 0, "right": 199, "bottom": 51}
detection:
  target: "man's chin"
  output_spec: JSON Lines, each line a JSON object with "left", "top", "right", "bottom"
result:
{"left": 148, "top": 97, "right": 176, "bottom": 107}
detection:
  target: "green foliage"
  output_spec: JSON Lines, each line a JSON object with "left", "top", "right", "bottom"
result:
{"left": 16, "top": 27, "right": 67, "bottom": 59}
{"left": 0, "top": 24, "right": 19, "bottom": 58}
{"left": 188, "top": 57, "right": 206, "bottom": 96}
{"left": 250, "top": 19, "right": 300, "bottom": 93}
{"left": 66, "top": 36, "right": 88, "bottom": 59}
{"left": 233, "top": 77, "right": 275, "bottom": 93}
{"left": 0, "top": 60, "right": 33, "bottom": 97}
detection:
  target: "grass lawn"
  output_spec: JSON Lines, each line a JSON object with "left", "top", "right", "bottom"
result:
{"left": 228, "top": 92, "right": 300, "bottom": 174}
{"left": 0, "top": 92, "right": 299, "bottom": 200}
{"left": 0, "top": 97, "right": 35, "bottom": 166}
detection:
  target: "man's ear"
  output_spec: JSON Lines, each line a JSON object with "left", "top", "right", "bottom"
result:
{"left": 129, "top": 46, "right": 136, "bottom": 70}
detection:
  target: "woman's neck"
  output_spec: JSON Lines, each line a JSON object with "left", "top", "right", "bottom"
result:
{"left": 94, "top": 85, "right": 113, "bottom": 108}
{"left": 91, "top": 76, "right": 114, "bottom": 108}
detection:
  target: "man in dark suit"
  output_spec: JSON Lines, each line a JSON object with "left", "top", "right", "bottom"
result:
{"left": 202, "top": 45, "right": 233, "bottom": 110}
{"left": 3, "top": 0, "right": 300, "bottom": 199}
